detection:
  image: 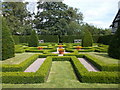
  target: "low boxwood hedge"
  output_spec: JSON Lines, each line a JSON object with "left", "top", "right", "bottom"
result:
{"left": 2, "top": 56, "right": 52, "bottom": 84}
{"left": 70, "top": 56, "right": 119, "bottom": 83}
{"left": 2, "top": 54, "right": 39, "bottom": 72}
{"left": 2, "top": 56, "right": 119, "bottom": 84}
{"left": 2, "top": 54, "right": 58, "bottom": 72}
{"left": 84, "top": 54, "right": 119, "bottom": 71}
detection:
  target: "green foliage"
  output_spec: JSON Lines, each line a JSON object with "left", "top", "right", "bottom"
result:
{"left": 38, "top": 35, "right": 58, "bottom": 43}
{"left": 19, "top": 35, "right": 29, "bottom": 43}
{"left": 84, "top": 54, "right": 119, "bottom": 71}
{"left": 28, "top": 30, "right": 39, "bottom": 47}
{"left": 2, "top": 56, "right": 119, "bottom": 84}
{"left": 70, "top": 56, "right": 119, "bottom": 83}
{"left": 12, "top": 35, "right": 20, "bottom": 44}
{"left": 61, "top": 35, "right": 82, "bottom": 43}
{"left": 82, "top": 29, "right": 93, "bottom": 47}
{"left": 2, "top": 18, "right": 15, "bottom": 60}
{"left": 15, "top": 45, "right": 26, "bottom": 53}
{"left": 34, "top": 2, "right": 83, "bottom": 35}
{"left": 2, "top": 56, "right": 52, "bottom": 84}
{"left": 108, "top": 26, "right": 120, "bottom": 59}
{"left": 2, "top": 54, "right": 39, "bottom": 72}
{"left": 2, "top": 2, "right": 32, "bottom": 35}
{"left": 95, "top": 45, "right": 108, "bottom": 52}
{"left": 97, "top": 35, "right": 113, "bottom": 45}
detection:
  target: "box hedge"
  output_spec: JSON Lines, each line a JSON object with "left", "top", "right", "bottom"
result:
{"left": 2, "top": 56, "right": 120, "bottom": 84}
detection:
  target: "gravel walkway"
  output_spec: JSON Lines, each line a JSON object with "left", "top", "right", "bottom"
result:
{"left": 78, "top": 58, "right": 99, "bottom": 72}
{"left": 24, "top": 58, "right": 46, "bottom": 72}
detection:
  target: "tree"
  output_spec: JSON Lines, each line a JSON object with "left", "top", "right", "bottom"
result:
{"left": 82, "top": 29, "right": 93, "bottom": 47}
{"left": 28, "top": 30, "right": 39, "bottom": 47}
{"left": 2, "top": 18, "right": 15, "bottom": 60}
{"left": 34, "top": 2, "right": 83, "bottom": 36}
{"left": 2, "top": 2, "right": 32, "bottom": 35}
{"left": 108, "top": 26, "right": 120, "bottom": 59}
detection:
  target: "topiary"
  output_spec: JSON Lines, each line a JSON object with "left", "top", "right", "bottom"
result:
{"left": 108, "top": 26, "right": 120, "bottom": 59}
{"left": 82, "top": 29, "right": 93, "bottom": 47}
{"left": 28, "top": 30, "right": 39, "bottom": 47}
{"left": 2, "top": 18, "right": 15, "bottom": 60}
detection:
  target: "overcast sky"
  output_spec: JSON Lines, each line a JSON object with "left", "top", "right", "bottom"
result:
{"left": 26, "top": 0, "right": 120, "bottom": 29}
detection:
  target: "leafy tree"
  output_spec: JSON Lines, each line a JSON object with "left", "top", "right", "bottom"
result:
{"left": 82, "top": 29, "right": 93, "bottom": 47}
{"left": 2, "top": 2, "right": 32, "bottom": 35}
{"left": 34, "top": 2, "right": 83, "bottom": 36}
{"left": 28, "top": 30, "right": 39, "bottom": 47}
{"left": 108, "top": 26, "right": 120, "bottom": 59}
{"left": 2, "top": 18, "right": 15, "bottom": 60}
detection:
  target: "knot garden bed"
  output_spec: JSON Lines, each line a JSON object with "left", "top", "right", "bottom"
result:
{"left": 2, "top": 54, "right": 120, "bottom": 84}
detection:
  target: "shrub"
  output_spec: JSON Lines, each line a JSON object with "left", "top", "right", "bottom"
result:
{"left": 2, "top": 56, "right": 120, "bottom": 84}
{"left": 19, "top": 35, "right": 29, "bottom": 43}
{"left": 2, "top": 54, "right": 39, "bottom": 72}
{"left": 97, "top": 35, "right": 113, "bottom": 45}
{"left": 108, "top": 26, "right": 120, "bottom": 59}
{"left": 12, "top": 35, "right": 20, "bottom": 44}
{"left": 28, "top": 30, "right": 39, "bottom": 47}
{"left": 2, "top": 18, "right": 15, "bottom": 60}
{"left": 82, "top": 29, "right": 93, "bottom": 47}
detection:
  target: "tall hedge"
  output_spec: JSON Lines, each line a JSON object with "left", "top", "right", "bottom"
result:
{"left": 2, "top": 18, "right": 15, "bottom": 60}
{"left": 12, "top": 35, "right": 20, "bottom": 44}
{"left": 28, "top": 30, "right": 39, "bottom": 47}
{"left": 38, "top": 35, "right": 58, "bottom": 43}
{"left": 61, "top": 35, "right": 82, "bottom": 43}
{"left": 108, "top": 26, "right": 120, "bottom": 59}
{"left": 97, "top": 35, "right": 113, "bottom": 45}
{"left": 82, "top": 30, "right": 93, "bottom": 47}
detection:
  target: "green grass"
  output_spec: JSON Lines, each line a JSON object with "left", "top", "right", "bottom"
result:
{"left": 1, "top": 53, "right": 35, "bottom": 64}
{"left": 79, "top": 52, "right": 119, "bottom": 64}
{"left": 2, "top": 61, "right": 118, "bottom": 88}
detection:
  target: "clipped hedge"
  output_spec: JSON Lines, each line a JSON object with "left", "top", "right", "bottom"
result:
{"left": 2, "top": 54, "right": 39, "bottom": 72}
{"left": 12, "top": 35, "right": 20, "bottom": 44}
{"left": 2, "top": 54, "right": 58, "bottom": 72}
{"left": 28, "top": 30, "right": 39, "bottom": 47}
{"left": 64, "top": 54, "right": 119, "bottom": 71}
{"left": 2, "top": 56, "right": 52, "bottom": 84}
{"left": 82, "top": 30, "right": 93, "bottom": 47}
{"left": 83, "top": 54, "right": 119, "bottom": 71}
{"left": 97, "top": 35, "right": 113, "bottom": 45}
{"left": 19, "top": 35, "right": 29, "bottom": 43}
{"left": 38, "top": 35, "right": 58, "bottom": 43}
{"left": 2, "top": 56, "right": 120, "bottom": 84}
{"left": 61, "top": 35, "right": 82, "bottom": 43}
{"left": 70, "top": 56, "right": 119, "bottom": 83}
{"left": 2, "top": 18, "right": 15, "bottom": 60}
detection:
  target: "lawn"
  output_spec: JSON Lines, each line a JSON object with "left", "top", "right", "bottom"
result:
{"left": 1, "top": 53, "right": 35, "bottom": 64}
{"left": 79, "top": 52, "right": 119, "bottom": 65}
{"left": 2, "top": 61, "right": 118, "bottom": 88}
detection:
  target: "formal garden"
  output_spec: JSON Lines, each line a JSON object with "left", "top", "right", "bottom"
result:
{"left": 1, "top": 1, "right": 120, "bottom": 89}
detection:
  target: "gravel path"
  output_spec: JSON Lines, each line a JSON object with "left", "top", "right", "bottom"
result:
{"left": 78, "top": 58, "right": 99, "bottom": 72}
{"left": 24, "top": 58, "right": 46, "bottom": 72}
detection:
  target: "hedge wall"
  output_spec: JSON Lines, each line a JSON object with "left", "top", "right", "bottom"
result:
{"left": 12, "top": 35, "right": 20, "bottom": 44}
{"left": 61, "top": 35, "right": 82, "bottom": 43}
{"left": 97, "top": 35, "right": 113, "bottom": 45}
{"left": 38, "top": 35, "right": 58, "bottom": 43}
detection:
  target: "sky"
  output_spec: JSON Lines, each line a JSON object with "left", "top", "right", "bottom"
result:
{"left": 26, "top": 0, "right": 120, "bottom": 29}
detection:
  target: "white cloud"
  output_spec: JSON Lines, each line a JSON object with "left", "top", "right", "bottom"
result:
{"left": 63, "top": 0, "right": 120, "bottom": 29}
